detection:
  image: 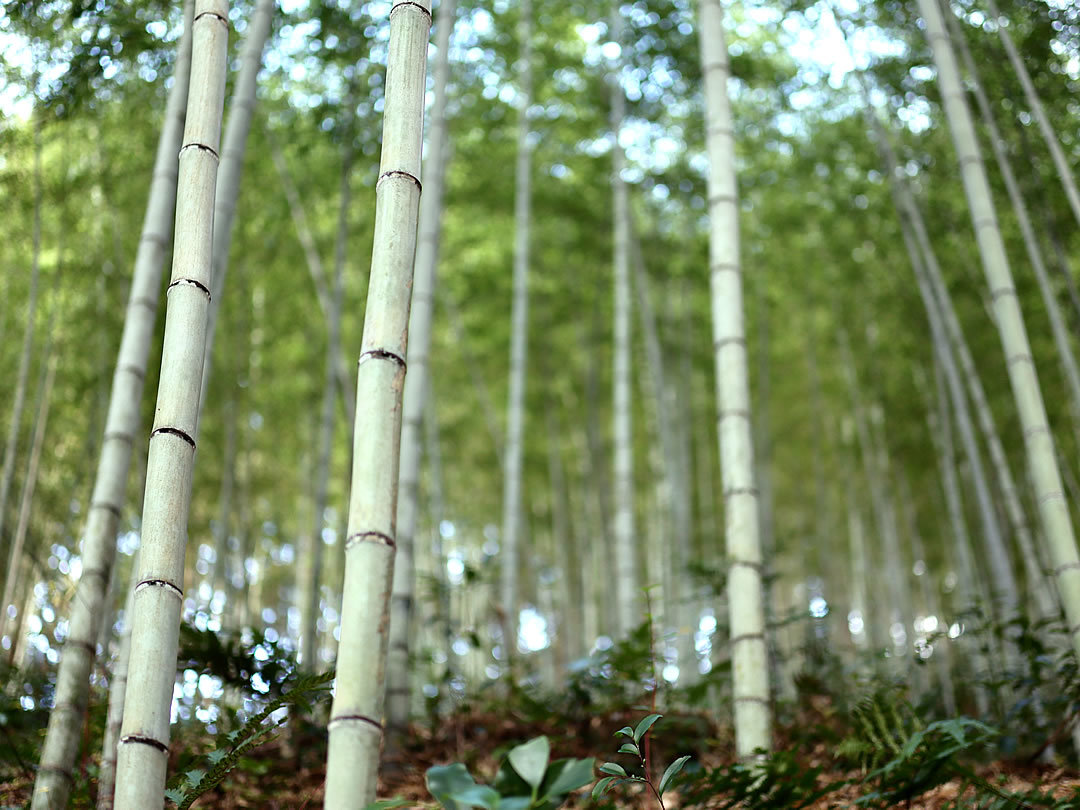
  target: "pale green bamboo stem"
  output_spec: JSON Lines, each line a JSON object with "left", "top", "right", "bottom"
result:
{"left": 97, "top": 585, "right": 135, "bottom": 810}
{"left": 113, "top": 1, "right": 228, "bottom": 804}
{"left": 982, "top": 0, "right": 1080, "bottom": 229}
{"left": 268, "top": 130, "right": 356, "bottom": 426}
{"left": 0, "top": 112, "right": 42, "bottom": 569}
{"left": 918, "top": 0, "right": 1080, "bottom": 660}
{"left": 198, "top": 0, "right": 274, "bottom": 415}
{"left": 302, "top": 117, "right": 354, "bottom": 673}
{"left": 324, "top": 3, "right": 431, "bottom": 804}
{"left": 1, "top": 357, "right": 56, "bottom": 636}
{"left": 699, "top": 0, "right": 770, "bottom": 757}
{"left": 946, "top": 3, "right": 1080, "bottom": 450}
{"left": 610, "top": 2, "right": 636, "bottom": 637}
{"left": 388, "top": 0, "right": 457, "bottom": 736}
{"left": 33, "top": 7, "right": 195, "bottom": 805}
{"left": 923, "top": 359, "right": 992, "bottom": 717}
{"left": 499, "top": 0, "right": 532, "bottom": 662}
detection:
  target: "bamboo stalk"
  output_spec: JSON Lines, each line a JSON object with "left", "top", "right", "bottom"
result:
{"left": 387, "top": 0, "right": 458, "bottom": 739}
{"left": 698, "top": 0, "right": 771, "bottom": 758}
{"left": 324, "top": 2, "right": 431, "bottom": 804}
{"left": 112, "top": 1, "right": 229, "bottom": 804}
{"left": 33, "top": 7, "right": 196, "bottom": 806}
{"left": 499, "top": 0, "right": 532, "bottom": 662}
{"left": 917, "top": 0, "right": 1080, "bottom": 661}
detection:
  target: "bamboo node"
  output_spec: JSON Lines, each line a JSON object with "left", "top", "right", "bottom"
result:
{"left": 389, "top": 1, "right": 433, "bottom": 22}
{"left": 134, "top": 578, "right": 184, "bottom": 599}
{"left": 168, "top": 277, "right": 212, "bottom": 298}
{"left": 345, "top": 530, "right": 397, "bottom": 550}
{"left": 359, "top": 348, "right": 407, "bottom": 370}
{"left": 377, "top": 168, "right": 422, "bottom": 193}
{"left": 119, "top": 734, "right": 170, "bottom": 755}
{"left": 151, "top": 425, "right": 197, "bottom": 449}
{"left": 328, "top": 713, "right": 384, "bottom": 732}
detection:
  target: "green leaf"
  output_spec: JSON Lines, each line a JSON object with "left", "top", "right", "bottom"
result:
{"left": 657, "top": 755, "right": 691, "bottom": 797}
{"left": 427, "top": 763, "right": 481, "bottom": 809}
{"left": 599, "top": 762, "right": 627, "bottom": 777}
{"left": 184, "top": 769, "right": 206, "bottom": 787}
{"left": 164, "top": 788, "right": 186, "bottom": 806}
{"left": 450, "top": 785, "right": 500, "bottom": 808}
{"left": 363, "top": 801, "right": 413, "bottom": 809}
{"left": 618, "top": 743, "right": 640, "bottom": 756}
{"left": 633, "top": 714, "right": 663, "bottom": 744}
{"left": 614, "top": 726, "right": 634, "bottom": 738}
{"left": 498, "top": 798, "right": 532, "bottom": 810}
{"left": 508, "top": 735, "right": 550, "bottom": 789}
{"left": 591, "top": 776, "right": 616, "bottom": 799}
{"left": 541, "top": 756, "right": 595, "bottom": 797}
{"left": 207, "top": 749, "right": 228, "bottom": 765}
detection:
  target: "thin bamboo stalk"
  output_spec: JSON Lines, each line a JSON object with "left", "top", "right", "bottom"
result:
{"left": 112, "top": 1, "right": 228, "bottom": 804}
{"left": 324, "top": 2, "right": 431, "bottom": 804}
{"left": 33, "top": 7, "right": 195, "bottom": 806}
{"left": 946, "top": 2, "right": 1080, "bottom": 449}
{"left": 982, "top": 0, "right": 1080, "bottom": 229}
{"left": 268, "top": 131, "right": 357, "bottom": 426}
{"left": 0, "top": 111, "right": 42, "bottom": 568}
{"left": 199, "top": 0, "right": 274, "bottom": 414}
{"left": 610, "top": 2, "right": 636, "bottom": 637}
{"left": 499, "top": 0, "right": 532, "bottom": 662}
{"left": 0, "top": 357, "right": 56, "bottom": 636}
{"left": 699, "top": 0, "right": 770, "bottom": 757}
{"left": 388, "top": 0, "right": 457, "bottom": 737}
{"left": 918, "top": 0, "right": 1080, "bottom": 659}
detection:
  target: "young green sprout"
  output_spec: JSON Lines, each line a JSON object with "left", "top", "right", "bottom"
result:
{"left": 593, "top": 713, "right": 691, "bottom": 809}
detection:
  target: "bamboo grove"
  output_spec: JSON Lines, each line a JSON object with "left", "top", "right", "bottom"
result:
{"left": 1, "top": 0, "right": 1080, "bottom": 804}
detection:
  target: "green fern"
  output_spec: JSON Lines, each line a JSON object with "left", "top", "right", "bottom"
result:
{"left": 165, "top": 668, "right": 335, "bottom": 809}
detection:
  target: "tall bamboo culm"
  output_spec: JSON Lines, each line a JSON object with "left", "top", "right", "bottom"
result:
{"left": 499, "top": 0, "right": 532, "bottom": 663}
{"left": 32, "top": 7, "right": 195, "bottom": 806}
{"left": 112, "top": 1, "right": 228, "bottom": 805}
{"left": 697, "top": 0, "right": 771, "bottom": 757}
{"left": 982, "top": 0, "right": 1080, "bottom": 229}
{"left": 198, "top": 0, "right": 274, "bottom": 414}
{"left": 610, "top": 2, "right": 637, "bottom": 637}
{"left": 323, "top": 2, "right": 431, "bottom": 805}
{"left": 0, "top": 112, "right": 42, "bottom": 578}
{"left": 944, "top": 3, "right": 1080, "bottom": 450}
{"left": 387, "top": 0, "right": 458, "bottom": 739}
{"left": 917, "top": 0, "right": 1080, "bottom": 661}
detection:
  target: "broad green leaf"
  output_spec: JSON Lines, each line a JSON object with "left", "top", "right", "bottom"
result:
{"left": 614, "top": 726, "right": 634, "bottom": 738}
{"left": 599, "top": 762, "right": 627, "bottom": 777}
{"left": 657, "top": 755, "right": 691, "bottom": 797}
{"left": 427, "top": 762, "right": 481, "bottom": 809}
{"left": 541, "top": 756, "right": 595, "bottom": 797}
{"left": 508, "top": 735, "right": 550, "bottom": 789}
{"left": 618, "top": 743, "right": 640, "bottom": 755}
{"left": 591, "top": 777, "right": 616, "bottom": 799}
{"left": 633, "top": 714, "right": 663, "bottom": 744}
{"left": 499, "top": 798, "right": 532, "bottom": 810}
{"left": 450, "top": 785, "right": 500, "bottom": 809}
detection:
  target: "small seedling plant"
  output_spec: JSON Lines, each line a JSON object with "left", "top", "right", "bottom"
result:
{"left": 592, "top": 713, "right": 690, "bottom": 809}
{"left": 369, "top": 734, "right": 595, "bottom": 809}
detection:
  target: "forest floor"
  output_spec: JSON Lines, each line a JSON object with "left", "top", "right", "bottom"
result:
{"left": 4, "top": 704, "right": 1080, "bottom": 808}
